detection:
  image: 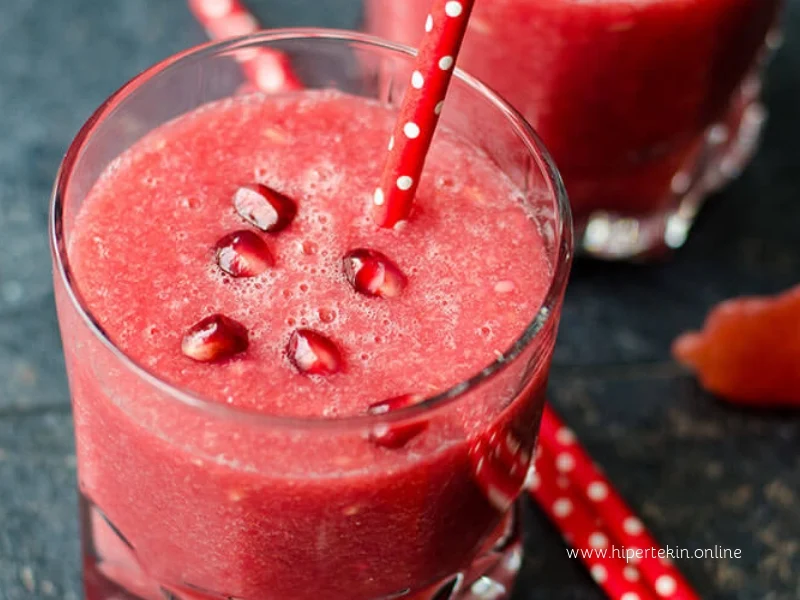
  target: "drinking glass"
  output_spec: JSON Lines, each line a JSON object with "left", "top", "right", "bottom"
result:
{"left": 51, "top": 30, "right": 573, "bottom": 600}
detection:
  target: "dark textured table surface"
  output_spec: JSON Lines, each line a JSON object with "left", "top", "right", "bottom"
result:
{"left": 1, "top": 1, "right": 799, "bottom": 599}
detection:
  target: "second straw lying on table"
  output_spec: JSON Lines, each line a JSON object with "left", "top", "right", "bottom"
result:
{"left": 188, "top": 0, "right": 302, "bottom": 92}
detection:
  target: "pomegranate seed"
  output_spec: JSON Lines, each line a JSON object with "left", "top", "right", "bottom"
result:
{"left": 468, "top": 423, "right": 531, "bottom": 511}
{"left": 342, "top": 249, "right": 407, "bottom": 298}
{"left": 215, "top": 230, "right": 274, "bottom": 277}
{"left": 367, "top": 394, "right": 428, "bottom": 448}
{"left": 181, "top": 314, "right": 249, "bottom": 362}
{"left": 287, "top": 329, "right": 344, "bottom": 375}
{"left": 233, "top": 183, "right": 297, "bottom": 232}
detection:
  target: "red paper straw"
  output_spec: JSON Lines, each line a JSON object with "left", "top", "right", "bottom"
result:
{"left": 531, "top": 447, "right": 659, "bottom": 600}
{"left": 538, "top": 405, "right": 701, "bottom": 600}
{"left": 372, "top": 0, "right": 476, "bottom": 228}
{"left": 187, "top": 0, "right": 302, "bottom": 92}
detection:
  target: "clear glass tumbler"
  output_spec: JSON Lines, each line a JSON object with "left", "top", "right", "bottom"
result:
{"left": 366, "top": 0, "right": 784, "bottom": 259}
{"left": 51, "top": 30, "right": 572, "bottom": 600}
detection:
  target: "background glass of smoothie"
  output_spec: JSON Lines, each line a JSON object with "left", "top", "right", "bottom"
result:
{"left": 366, "top": 0, "right": 783, "bottom": 259}
{"left": 51, "top": 31, "right": 573, "bottom": 600}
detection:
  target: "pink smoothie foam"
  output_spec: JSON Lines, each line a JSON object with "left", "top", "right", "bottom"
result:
{"left": 63, "top": 90, "right": 556, "bottom": 599}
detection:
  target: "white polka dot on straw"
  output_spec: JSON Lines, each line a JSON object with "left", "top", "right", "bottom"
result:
{"left": 588, "top": 532, "right": 608, "bottom": 550}
{"left": 254, "top": 58, "right": 286, "bottom": 92}
{"left": 590, "top": 565, "right": 607, "bottom": 584}
{"left": 425, "top": 14, "right": 434, "bottom": 32}
{"left": 200, "top": 0, "right": 233, "bottom": 18}
{"left": 373, "top": 188, "right": 385, "bottom": 206}
{"left": 388, "top": 136, "right": 395, "bottom": 151}
{"left": 621, "top": 593, "right": 641, "bottom": 600}
{"left": 587, "top": 481, "right": 609, "bottom": 502}
{"left": 623, "top": 566, "right": 640, "bottom": 582}
{"left": 525, "top": 466, "right": 540, "bottom": 489}
{"left": 556, "top": 427, "right": 576, "bottom": 445}
{"left": 552, "top": 498, "right": 573, "bottom": 518}
{"left": 656, "top": 575, "right": 678, "bottom": 597}
{"left": 411, "top": 71, "right": 424, "bottom": 89}
{"left": 623, "top": 517, "right": 644, "bottom": 536}
{"left": 445, "top": 1, "right": 464, "bottom": 17}
{"left": 434, "top": 101, "right": 445, "bottom": 115}
{"left": 397, "top": 176, "right": 414, "bottom": 191}
{"left": 217, "top": 12, "right": 259, "bottom": 37}
{"left": 438, "top": 56, "right": 454, "bottom": 70}
{"left": 556, "top": 452, "right": 575, "bottom": 473}
{"left": 403, "top": 122, "right": 421, "bottom": 139}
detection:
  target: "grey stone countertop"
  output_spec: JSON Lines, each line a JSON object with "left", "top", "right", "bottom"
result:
{"left": 1, "top": 1, "right": 799, "bottom": 599}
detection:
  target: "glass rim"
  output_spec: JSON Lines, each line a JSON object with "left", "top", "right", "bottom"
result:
{"left": 50, "top": 28, "right": 573, "bottom": 430}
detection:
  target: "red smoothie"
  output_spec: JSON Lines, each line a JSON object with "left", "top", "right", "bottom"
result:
{"left": 366, "top": 0, "right": 781, "bottom": 221}
{"left": 58, "top": 90, "right": 562, "bottom": 599}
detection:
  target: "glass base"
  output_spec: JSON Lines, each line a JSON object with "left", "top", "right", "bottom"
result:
{"left": 80, "top": 494, "right": 522, "bottom": 600}
{"left": 578, "top": 74, "right": 767, "bottom": 261}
